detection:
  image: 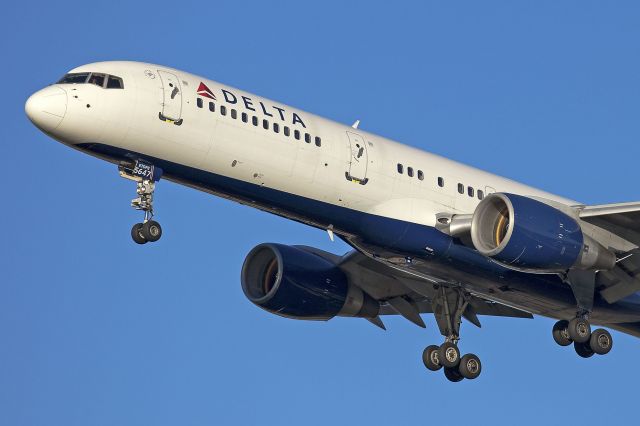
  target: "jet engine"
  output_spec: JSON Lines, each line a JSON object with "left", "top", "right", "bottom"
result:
{"left": 241, "top": 243, "right": 379, "bottom": 320}
{"left": 470, "top": 193, "right": 615, "bottom": 273}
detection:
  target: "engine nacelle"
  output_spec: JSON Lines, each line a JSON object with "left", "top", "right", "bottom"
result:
{"left": 471, "top": 193, "right": 615, "bottom": 272}
{"left": 241, "top": 243, "right": 379, "bottom": 320}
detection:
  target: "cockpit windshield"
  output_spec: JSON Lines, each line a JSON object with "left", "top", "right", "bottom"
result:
{"left": 56, "top": 72, "right": 124, "bottom": 89}
{"left": 88, "top": 73, "right": 105, "bottom": 87}
{"left": 57, "top": 72, "right": 90, "bottom": 84}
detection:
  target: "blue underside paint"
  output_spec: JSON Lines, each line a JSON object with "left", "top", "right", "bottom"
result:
{"left": 76, "top": 143, "right": 640, "bottom": 324}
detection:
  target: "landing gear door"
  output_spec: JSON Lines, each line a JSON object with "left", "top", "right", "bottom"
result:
{"left": 158, "top": 70, "right": 182, "bottom": 122}
{"left": 345, "top": 131, "right": 369, "bottom": 185}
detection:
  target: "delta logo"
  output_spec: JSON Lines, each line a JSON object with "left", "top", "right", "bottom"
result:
{"left": 197, "top": 82, "right": 216, "bottom": 100}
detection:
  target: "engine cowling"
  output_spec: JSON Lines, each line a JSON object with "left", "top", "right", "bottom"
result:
{"left": 241, "top": 243, "right": 379, "bottom": 320}
{"left": 470, "top": 193, "right": 615, "bottom": 272}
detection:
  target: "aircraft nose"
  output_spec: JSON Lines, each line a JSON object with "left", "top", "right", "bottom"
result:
{"left": 25, "top": 86, "right": 68, "bottom": 131}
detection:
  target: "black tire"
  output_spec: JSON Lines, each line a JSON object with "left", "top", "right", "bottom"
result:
{"left": 458, "top": 353, "right": 482, "bottom": 380}
{"left": 574, "top": 341, "right": 594, "bottom": 358}
{"left": 422, "top": 345, "right": 442, "bottom": 371}
{"left": 131, "top": 223, "right": 147, "bottom": 244}
{"left": 443, "top": 367, "right": 464, "bottom": 382}
{"left": 568, "top": 317, "right": 591, "bottom": 343}
{"left": 141, "top": 220, "right": 162, "bottom": 242}
{"left": 552, "top": 320, "right": 572, "bottom": 346}
{"left": 439, "top": 342, "right": 461, "bottom": 368}
{"left": 589, "top": 328, "right": 613, "bottom": 355}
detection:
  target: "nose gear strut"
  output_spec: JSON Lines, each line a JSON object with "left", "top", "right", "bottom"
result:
{"left": 119, "top": 159, "right": 163, "bottom": 244}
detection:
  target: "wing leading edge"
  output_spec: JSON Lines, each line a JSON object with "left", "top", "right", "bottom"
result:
{"left": 579, "top": 201, "right": 640, "bottom": 248}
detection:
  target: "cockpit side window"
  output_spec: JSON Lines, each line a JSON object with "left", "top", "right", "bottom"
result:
{"left": 57, "top": 72, "right": 90, "bottom": 84}
{"left": 88, "top": 73, "right": 106, "bottom": 87}
{"left": 106, "top": 75, "right": 124, "bottom": 89}
{"left": 57, "top": 72, "right": 125, "bottom": 89}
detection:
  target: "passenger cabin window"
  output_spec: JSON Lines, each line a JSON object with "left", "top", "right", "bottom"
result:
{"left": 458, "top": 183, "right": 464, "bottom": 194}
{"left": 263, "top": 119, "right": 269, "bottom": 130}
{"left": 294, "top": 130, "right": 301, "bottom": 140}
{"left": 315, "top": 136, "right": 321, "bottom": 147}
{"left": 106, "top": 75, "right": 124, "bottom": 89}
{"left": 397, "top": 163, "right": 404, "bottom": 174}
{"left": 208, "top": 102, "right": 215, "bottom": 112}
{"left": 478, "top": 190, "right": 484, "bottom": 200}
{"left": 304, "top": 133, "right": 311, "bottom": 143}
{"left": 273, "top": 123, "right": 280, "bottom": 133}
{"left": 284, "top": 126, "right": 290, "bottom": 136}
{"left": 418, "top": 170, "right": 424, "bottom": 180}
{"left": 407, "top": 167, "right": 414, "bottom": 177}
{"left": 220, "top": 105, "right": 227, "bottom": 116}
{"left": 468, "top": 187, "right": 475, "bottom": 197}
{"left": 252, "top": 116, "right": 258, "bottom": 126}
{"left": 242, "top": 112, "right": 248, "bottom": 123}
{"left": 438, "top": 177, "right": 444, "bottom": 187}
{"left": 197, "top": 98, "right": 203, "bottom": 108}
{"left": 231, "top": 109, "right": 237, "bottom": 119}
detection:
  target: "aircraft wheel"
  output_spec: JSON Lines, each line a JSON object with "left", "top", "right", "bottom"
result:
{"left": 141, "top": 220, "right": 162, "bottom": 242}
{"left": 568, "top": 317, "right": 591, "bottom": 343}
{"left": 552, "top": 320, "right": 572, "bottom": 346}
{"left": 574, "top": 341, "right": 594, "bottom": 358}
{"left": 439, "top": 342, "right": 460, "bottom": 368}
{"left": 131, "top": 223, "right": 147, "bottom": 244}
{"left": 422, "top": 345, "right": 442, "bottom": 371}
{"left": 443, "top": 367, "right": 464, "bottom": 382}
{"left": 458, "top": 354, "right": 482, "bottom": 380}
{"left": 589, "top": 328, "right": 613, "bottom": 355}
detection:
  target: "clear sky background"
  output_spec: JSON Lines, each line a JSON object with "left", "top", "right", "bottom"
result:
{"left": 1, "top": 1, "right": 639, "bottom": 425}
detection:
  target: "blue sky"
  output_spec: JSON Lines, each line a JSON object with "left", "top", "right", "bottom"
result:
{"left": 2, "top": 1, "right": 639, "bottom": 425}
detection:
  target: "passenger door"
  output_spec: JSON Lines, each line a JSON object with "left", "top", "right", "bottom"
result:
{"left": 158, "top": 70, "right": 183, "bottom": 122}
{"left": 345, "top": 131, "right": 369, "bottom": 184}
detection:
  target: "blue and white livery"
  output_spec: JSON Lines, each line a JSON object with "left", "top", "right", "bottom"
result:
{"left": 26, "top": 62, "right": 640, "bottom": 381}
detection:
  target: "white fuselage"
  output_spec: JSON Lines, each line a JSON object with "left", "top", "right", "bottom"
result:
{"left": 28, "top": 61, "right": 578, "bottom": 229}
{"left": 26, "top": 60, "right": 640, "bottom": 329}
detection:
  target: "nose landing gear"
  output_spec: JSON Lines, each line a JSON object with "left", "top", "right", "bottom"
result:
{"left": 119, "top": 160, "right": 163, "bottom": 245}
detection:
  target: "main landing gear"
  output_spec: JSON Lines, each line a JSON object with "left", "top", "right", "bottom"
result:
{"left": 422, "top": 287, "right": 482, "bottom": 382}
{"left": 552, "top": 316, "right": 613, "bottom": 358}
{"left": 553, "top": 270, "right": 613, "bottom": 358}
{"left": 119, "top": 159, "right": 163, "bottom": 245}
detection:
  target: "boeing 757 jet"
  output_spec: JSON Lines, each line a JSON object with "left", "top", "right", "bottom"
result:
{"left": 26, "top": 62, "right": 640, "bottom": 381}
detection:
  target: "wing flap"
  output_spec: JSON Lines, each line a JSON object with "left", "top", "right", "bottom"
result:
{"left": 597, "top": 249, "right": 640, "bottom": 303}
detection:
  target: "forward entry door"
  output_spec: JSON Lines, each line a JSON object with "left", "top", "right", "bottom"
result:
{"left": 345, "top": 131, "right": 369, "bottom": 185}
{"left": 158, "top": 70, "right": 183, "bottom": 123}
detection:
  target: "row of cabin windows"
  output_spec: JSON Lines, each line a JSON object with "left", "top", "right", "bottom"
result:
{"left": 398, "top": 163, "right": 485, "bottom": 200}
{"left": 196, "top": 99, "right": 321, "bottom": 147}
{"left": 457, "top": 182, "right": 484, "bottom": 200}
{"left": 396, "top": 163, "right": 424, "bottom": 180}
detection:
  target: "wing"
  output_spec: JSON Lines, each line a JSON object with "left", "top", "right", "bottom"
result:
{"left": 328, "top": 249, "right": 533, "bottom": 331}
{"left": 579, "top": 201, "right": 640, "bottom": 247}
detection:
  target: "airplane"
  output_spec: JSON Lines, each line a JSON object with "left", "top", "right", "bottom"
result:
{"left": 25, "top": 61, "right": 640, "bottom": 382}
